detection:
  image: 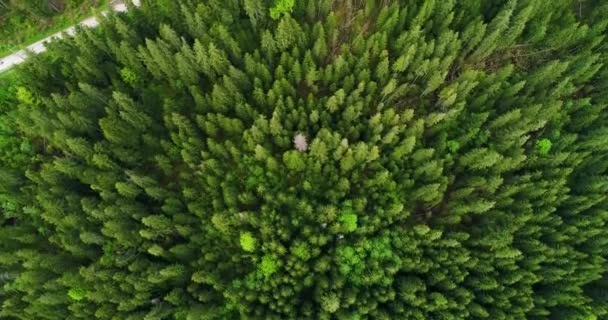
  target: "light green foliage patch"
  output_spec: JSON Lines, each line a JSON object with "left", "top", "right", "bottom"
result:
{"left": 339, "top": 211, "right": 358, "bottom": 232}
{"left": 536, "top": 138, "right": 552, "bottom": 156}
{"left": 270, "top": 0, "right": 295, "bottom": 20}
{"left": 259, "top": 255, "right": 278, "bottom": 277}
{"left": 240, "top": 232, "right": 257, "bottom": 252}
{"left": 67, "top": 288, "right": 86, "bottom": 301}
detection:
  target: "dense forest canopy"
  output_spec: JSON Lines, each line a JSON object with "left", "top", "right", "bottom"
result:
{"left": 1, "top": 0, "right": 608, "bottom": 319}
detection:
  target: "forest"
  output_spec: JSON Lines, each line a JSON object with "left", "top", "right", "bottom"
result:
{"left": 1, "top": 0, "right": 608, "bottom": 319}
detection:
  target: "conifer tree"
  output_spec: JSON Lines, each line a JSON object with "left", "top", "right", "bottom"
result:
{"left": 1, "top": 0, "right": 608, "bottom": 319}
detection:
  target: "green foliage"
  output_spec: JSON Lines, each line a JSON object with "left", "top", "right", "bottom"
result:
{"left": 240, "top": 232, "right": 257, "bottom": 252}
{"left": 258, "top": 255, "right": 278, "bottom": 277}
{"left": 536, "top": 138, "right": 553, "bottom": 156}
{"left": 0, "top": 70, "right": 17, "bottom": 106}
{"left": 269, "top": 0, "right": 295, "bottom": 20}
{"left": 120, "top": 67, "right": 140, "bottom": 87}
{"left": 1, "top": 0, "right": 608, "bottom": 319}
{"left": 0, "top": 0, "right": 108, "bottom": 57}
{"left": 339, "top": 211, "right": 358, "bottom": 232}
{"left": 283, "top": 150, "right": 306, "bottom": 171}
{"left": 447, "top": 140, "right": 460, "bottom": 153}
{"left": 321, "top": 293, "right": 340, "bottom": 313}
{"left": 291, "top": 241, "right": 311, "bottom": 260}
{"left": 15, "top": 86, "right": 39, "bottom": 106}
{"left": 67, "top": 288, "right": 86, "bottom": 301}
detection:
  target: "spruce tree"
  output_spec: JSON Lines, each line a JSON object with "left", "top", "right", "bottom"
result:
{"left": 1, "top": 0, "right": 608, "bottom": 319}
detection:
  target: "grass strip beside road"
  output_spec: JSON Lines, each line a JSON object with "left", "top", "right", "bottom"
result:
{"left": 0, "top": 1, "right": 109, "bottom": 58}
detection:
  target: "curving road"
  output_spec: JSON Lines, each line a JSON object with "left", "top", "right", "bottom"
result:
{"left": 0, "top": 0, "right": 140, "bottom": 73}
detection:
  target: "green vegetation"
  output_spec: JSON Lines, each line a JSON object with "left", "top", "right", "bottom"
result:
{"left": 0, "top": 0, "right": 108, "bottom": 57}
{"left": 0, "top": 69, "right": 17, "bottom": 103}
{"left": 1, "top": 0, "right": 608, "bottom": 319}
{"left": 240, "top": 231, "right": 257, "bottom": 252}
{"left": 67, "top": 288, "right": 87, "bottom": 301}
{"left": 339, "top": 211, "right": 358, "bottom": 232}
{"left": 270, "top": 0, "right": 295, "bottom": 20}
{"left": 536, "top": 138, "right": 553, "bottom": 156}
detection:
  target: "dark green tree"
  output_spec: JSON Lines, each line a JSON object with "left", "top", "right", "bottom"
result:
{"left": 1, "top": 0, "right": 608, "bottom": 319}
